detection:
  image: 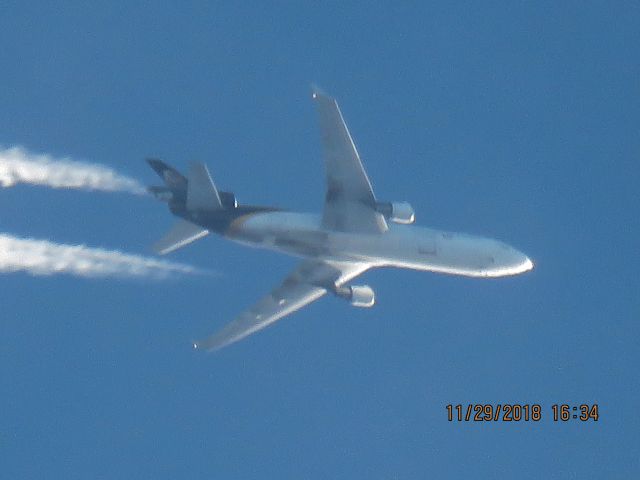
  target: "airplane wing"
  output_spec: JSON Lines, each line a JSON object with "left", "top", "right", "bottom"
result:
{"left": 312, "top": 87, "right": 388, "bottom": 234}
{"left": 194, "top": 259, "right": 370, "bottom": 352}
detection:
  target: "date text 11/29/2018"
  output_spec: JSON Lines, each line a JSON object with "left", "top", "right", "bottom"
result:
{"left": 446, "top": 404, "right": 599, "bottom": 422}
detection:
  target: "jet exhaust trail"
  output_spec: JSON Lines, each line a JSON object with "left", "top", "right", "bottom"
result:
{"left": 0, "top": 234, "right": 204, "bottom": 279}
{"left": 0, "top": 146, "right": 145, "bottom": 194}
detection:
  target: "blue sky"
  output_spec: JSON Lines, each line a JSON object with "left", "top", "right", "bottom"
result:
{"left": 1, "top": 1, "right": 638, "bottom": 478}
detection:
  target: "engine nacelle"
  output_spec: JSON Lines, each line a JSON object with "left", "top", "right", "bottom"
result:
{"left": 336, "top": 285, "right": 375, "bottom": 308}
{"left": 219, "top": 191, "right": 238, "bottom": 209}
{"left": 376, "top": 201, "right": 415, "bottom": 224}
{"left": 350, "top": 285, "right": 375, "bottom": 307}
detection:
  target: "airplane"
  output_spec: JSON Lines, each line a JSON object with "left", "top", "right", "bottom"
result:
{"left": 147, "top": 87, "right": 533, "bottom": 352}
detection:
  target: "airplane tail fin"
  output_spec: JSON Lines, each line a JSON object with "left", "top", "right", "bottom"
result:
{"left": 146, "top": 158, "right": 187, "bottom": 204}
{"left": 147, "top": 158, "right": 187, "bottom": 189}
{"left": 153, "top": 219, "right": 209, "bottom": 255}
{"left": 146, "top": 159, "right": 225, "bottom": 211}
{"left": 146, "top": 159, "right": 231, "bottom": 254}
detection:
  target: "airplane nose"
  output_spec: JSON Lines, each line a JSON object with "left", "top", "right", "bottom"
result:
{"left": 498, "top": 242, "right": 534, "bottom": 276}
{"left": 484, "top": 241, "right": 534, "bottom": 276}
{"left": 513, "top": 252, "right": 534, "bottom": 274}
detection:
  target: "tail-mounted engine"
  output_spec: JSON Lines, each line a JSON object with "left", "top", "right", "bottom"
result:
{"left": 218, "top": 191, "right": 238, "bottom": 209}
{"left": 375, "top": 201, "right": 415, "bottom": 224}
{"left": 335, "top": 285, "right": 375, "bottom": 308}
{"left": 149, "top": 186, "right": 237, "bottom": 209}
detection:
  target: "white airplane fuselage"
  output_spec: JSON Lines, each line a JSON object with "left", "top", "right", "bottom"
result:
{"left": 146, "top": 86, "right": 535, "bottom": 351}
{"left": 225, "top": 211, "right": 533, "bottom": 278}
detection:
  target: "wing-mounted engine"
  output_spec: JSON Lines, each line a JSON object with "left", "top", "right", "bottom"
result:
{"left": 334, "top": 284, "right": 375, "bottom": 307}
{"left": 375, "top": 201, "right": 415, "bottom": 224}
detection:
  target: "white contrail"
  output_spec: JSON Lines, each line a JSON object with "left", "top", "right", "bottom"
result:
{"left": 0, "top": 146, "right": 145, "bottom": 194}
{"left": 0, "top": 234, "right": 204, "bottom": 279}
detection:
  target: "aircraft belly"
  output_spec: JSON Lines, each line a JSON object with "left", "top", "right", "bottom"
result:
{"left": 225, "top": 211, "right": 331, "bottom": 257}
{"left": 225, "top": 214, "right": 506, "bottom": 277}
{"left": 331, "top": 227, "right": 497, "bottom": 276}
{"left": 226, "top": 216, "right": 379, "bottom": 263}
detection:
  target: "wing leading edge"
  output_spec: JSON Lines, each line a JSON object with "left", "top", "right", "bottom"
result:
{"left": 312, "top": 86, "right": 388, "bottom": 234}
{"left": 193, "top": 88, "right": 382, "bottom": 351}
{"left": 194, "top": 260, "right": 370, "bottom": 352}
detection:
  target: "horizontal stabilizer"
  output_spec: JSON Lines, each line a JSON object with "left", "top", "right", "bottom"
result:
{"left": 153, "top": 219, "right": 209, "bottom": 255}
{"left": 187, "top": 163, "right": 223, "bottom": 211}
